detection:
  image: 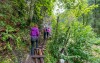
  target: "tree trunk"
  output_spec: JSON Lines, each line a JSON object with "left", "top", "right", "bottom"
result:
{"left": 82, "top": 14, "right": 85, "bottom": 25}
{"left": 28, "top": 0, "right": 36, "bottom": 25}
{"left": 54, "top": 16, "right": 59, "bottom": 41}
{"left": 94, "top": 0, "right": 96, "bottom": 28}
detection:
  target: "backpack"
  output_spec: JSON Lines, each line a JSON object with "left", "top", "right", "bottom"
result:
{"left": 44, "top": 27, "right": 48, "bottom": 32}
{"left": 46, "top": 28, "right": 48, "bottom": 32}
{"left": 31, "top": 27, "right": 39, "bottom": 36}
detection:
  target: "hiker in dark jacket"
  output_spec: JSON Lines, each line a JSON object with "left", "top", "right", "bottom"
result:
{"left": 47, "top": 27, "right": 51, "bottom": 38}
{"left": 43, "top": 26, "right": 47, "bottom": 40}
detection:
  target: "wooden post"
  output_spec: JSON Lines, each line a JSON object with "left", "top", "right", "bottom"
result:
{"left": 39, "top": 49, "right": 44, "bottom": 63}
{"left": 34, "top": 48, "right": 39, "bottom": 63}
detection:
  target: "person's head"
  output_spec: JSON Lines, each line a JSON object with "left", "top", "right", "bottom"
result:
{"left": 33, "top": 24, "right": 38, "bottom": 28}
{"left": 44, "top": 25, "right": 45, "bottom": 28}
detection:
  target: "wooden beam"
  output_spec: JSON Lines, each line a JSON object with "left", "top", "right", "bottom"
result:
{"left": 31, "top": 55, "right": 45, "bottom": 58}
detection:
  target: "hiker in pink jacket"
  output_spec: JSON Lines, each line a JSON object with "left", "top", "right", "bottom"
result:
{"left": 30, "top": 24, "right": 40, "bottom": 55}
{"left": 43, "top": 26, "right": 51, "bottom": 40}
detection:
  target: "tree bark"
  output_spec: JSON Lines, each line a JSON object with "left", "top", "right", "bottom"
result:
{"left": 94, "top": 0, "right": 96, "bottom": 28}
{"left": 28, "top": 0, "right": 36, "bottom": 25}
{"left": 54, "top": 16, "right": 59, "bottom": 41}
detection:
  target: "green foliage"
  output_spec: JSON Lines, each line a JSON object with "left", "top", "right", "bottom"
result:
{"left": 11, "top": 0, "right": 28, "bottom": 17}
{"left": 45, "top": 20, "right": 97, "bottom": 63}
{"left": 67, "top": 22, "right": 95, "bottom": 62}
{"left": 0, "top": 0, "right": 28, "bottom": 28}
{"left": 6, "top": 42, "right": 12, "bottom": 51}
{"left": 0, "top": 0, "right": 55, "bottom": 63}
{"left": 1, "top": 25, "right": 15, "bottom": 41}
{"left": 91, "top": 38, "right": 100, "bottom": 45}
{"left": 32, "top": 0, "right": 55, "bottom": 24}
{"left": 0, "top": 24, "right": 28, "bottom": 63}
{"left": 44, "top": 40, "right": 57, "bottom": 63}
{"left": 0, "top": 21, "right": 6, "bottom": 27}
{"left": 88, "top": 0, "right": 100, "bottom": 35}
{"left": 91, "top": 57, "right": 100, "bottom": 63}
{"left": 0, "top": 0, "right": 100, "bottom": 63}
{"left": 0, "top": 58, "right": 12, "bottom": 63}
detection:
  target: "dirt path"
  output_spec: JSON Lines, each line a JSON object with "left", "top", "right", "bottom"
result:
{"left": 23, "top": 54, "right": 34, "bottom": 63}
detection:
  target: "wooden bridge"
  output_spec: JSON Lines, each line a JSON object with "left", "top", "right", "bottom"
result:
{"left": 24, "top": 41, "right": 46, "bottom": 63}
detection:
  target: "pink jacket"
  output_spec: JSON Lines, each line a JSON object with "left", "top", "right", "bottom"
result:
{"left": 47, "top": 28, "right": 50, "bottom": 32}
{"left": 30, "top": 27, "right": 39, "bottom": 37}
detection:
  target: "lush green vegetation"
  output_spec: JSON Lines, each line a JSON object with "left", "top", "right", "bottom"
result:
{"left": 45, "top": 0, "right": 100, "bottom": 63}
{"left": 0, "top": 0, "right": 100, "bottom": 63}
{"left": 0, "top": 0, "right": 54, "bottom": 63}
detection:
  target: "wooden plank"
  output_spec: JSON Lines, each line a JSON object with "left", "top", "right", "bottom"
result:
{"left": 34, "top": 48, "right": 40, "bottom": 50}
{"left": 35, "top": 58, "right": 38, "bottom": 63}
{"left": 31, "top": 55, "right": 45, "bottom": 58}
{"left": 38, "top": 46, "right": 42, "bottom": 48}
{"left": 32, "top": 45, "right": 45, "bottom": 63}
{"left": 38, "top": 49, "right": 43, "bottom": 55}
{"left": 40, "top": 58, "right": 44, "bottom": 63}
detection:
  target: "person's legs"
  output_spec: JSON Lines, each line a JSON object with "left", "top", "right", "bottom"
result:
{"left": 36, "top": 38, "right": 38, "bottom": 48}
{"left": 31, "top": 38, "right": 34, "bottom": 55}
{"left": 44, "top": 32, "right": 46, "bottom": 40}
{"left": 47, "top": 32, "right": 49, "bottom": 38}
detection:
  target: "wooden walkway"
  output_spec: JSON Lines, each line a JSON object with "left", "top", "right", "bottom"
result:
{"left": 24, "top": 40, "right": 46, "bottom": 63}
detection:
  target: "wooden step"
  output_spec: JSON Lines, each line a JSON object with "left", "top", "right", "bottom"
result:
{"left": 34, "top": 48, "right": 40, "bottom": 50}
{"left": 31, "top": 55, "right": 45, "bottom": 58}
{"left": 43, "top": 48, "right": 46, "bottom": 50}
{"left": 38, "top": 46, "right": 43, "bottom": 48}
